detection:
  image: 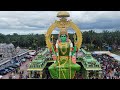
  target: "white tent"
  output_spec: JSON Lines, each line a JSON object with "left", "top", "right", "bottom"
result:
{"left": 92, "top": 51, "right": 110, "bottom": 55}
{"left": 108, "top": 53, "right": 120, "bottom": 61}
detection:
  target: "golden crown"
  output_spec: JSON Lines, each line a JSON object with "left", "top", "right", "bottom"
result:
{"left": 59, "top": 28, "right": 68, "bottom": 35}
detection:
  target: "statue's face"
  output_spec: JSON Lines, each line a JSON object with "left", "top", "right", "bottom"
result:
{"left": 60, "top": 34, "right": 67, "bottom": 42}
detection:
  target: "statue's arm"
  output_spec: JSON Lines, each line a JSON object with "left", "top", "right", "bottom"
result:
{"left": 51, "top": 40, "right": 58, "bottom": 55}
{"left": 51, "top": 41, "right": 58, "bottom": 61}
{"left": 69, "top": 41, "right": 77, "bottom": 63}
{"left": 55, "top": 42, "right": 59, "bottom": 56}
{"left": 55, "top": 41, "right": 59, "bottom": 56}
{"left": 69, "top": 39, "right": 77, "bottom": 56}
{"left": 51, "top": 45, "right": 56, "bottom": 55}
{"left": 72, "top": 45, "right": 77, "bottom": 56}
{"left": 69, "top": 41, "right": 73, "bottom": 57}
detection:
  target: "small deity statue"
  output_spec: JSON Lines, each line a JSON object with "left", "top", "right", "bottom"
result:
{"left": 49, "top": 28, "right": 80, "bottom": 79}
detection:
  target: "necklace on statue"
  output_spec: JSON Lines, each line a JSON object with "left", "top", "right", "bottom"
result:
{"left": 59, "top": 42, "right": 68, "bottom": 55}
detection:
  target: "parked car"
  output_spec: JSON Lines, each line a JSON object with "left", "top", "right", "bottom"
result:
{"left": 29, "top": 50, "right": 36, "bottom": 56}
{"left": 10, "top": 64, "right": 19, "bottom": 68}
{"left": 25, "top": 55, "right": 33, "bottom": 59}
{"left": 21, "top": 58, "right": 26, "bottom": 62}
{"left": 5, "top": 67, "right": 15, "bottom": 72}
{"left": 4, "top": 69, "right": 10, "bottom": 73}
{"left": 0, "top": 69, "right": 9, "bottom": 75}
{"left": 13, "top": 61, "right": 21, "bottom": 66}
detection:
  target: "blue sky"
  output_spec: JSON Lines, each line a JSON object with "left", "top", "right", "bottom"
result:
{"left": 0, "top": 11, "right": 120, "bottom": 35}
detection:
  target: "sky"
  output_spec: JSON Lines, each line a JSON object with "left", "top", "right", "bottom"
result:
{"left": 0, "top": 11, "right": 120, "bottom": 35}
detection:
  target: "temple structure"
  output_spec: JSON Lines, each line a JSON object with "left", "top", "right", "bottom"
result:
{"left": 0, "top": 43, "right": 16, "bottom": 60}
{"left": 27, "top": 11, "right": 102, "bottom": 79}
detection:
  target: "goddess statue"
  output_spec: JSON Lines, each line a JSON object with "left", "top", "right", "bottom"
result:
{"left": 48, "top": 28, "right": 81, "bottom": 79}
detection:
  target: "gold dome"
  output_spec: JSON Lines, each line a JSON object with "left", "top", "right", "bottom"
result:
{"left": 57, "top": 11, "right": 70, "bottom": 17}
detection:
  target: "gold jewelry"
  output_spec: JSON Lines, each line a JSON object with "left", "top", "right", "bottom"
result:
{"left": 58, "top": 56, "right": 68, "bottom": 79}
{"left": 59, "top": 42, "right": 68, "bottom": 55}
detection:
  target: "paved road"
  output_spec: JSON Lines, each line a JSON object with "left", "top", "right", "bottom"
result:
{"left": 2, "top": 57, "right": 35, "bottom": 79}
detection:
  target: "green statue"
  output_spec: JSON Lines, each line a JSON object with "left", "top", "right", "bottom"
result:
{"left": 48, "top": 29, "right": 81, "bottom": 79}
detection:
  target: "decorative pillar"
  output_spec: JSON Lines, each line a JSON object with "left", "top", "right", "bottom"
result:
{"left": 28, "top": 71, "right": 30, "bottom": 78}
{"left": 86, "top": 71, "right": 89, "bottom": 79}
{"left": 40, "top": 71, "right": 43, "bottom": 79}
{"left": 95, "top": 71, "right": 96, "bottom": 78}
{"left": 99, "top": 71, "right": 102, "bottom": 79}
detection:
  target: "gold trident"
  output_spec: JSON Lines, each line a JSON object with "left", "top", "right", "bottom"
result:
{"left": 51, "top": 35, "right": 54, "bottom": 43}
{"left": 73, "top": 33, "right": 77, "bottom": 43}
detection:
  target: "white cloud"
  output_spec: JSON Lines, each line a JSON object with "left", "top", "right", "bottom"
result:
{"left": 0, "top": 11, "right": 120, "bottom": 34}
{"left": 69, "top": 11, "right": 120, "bottom": 23}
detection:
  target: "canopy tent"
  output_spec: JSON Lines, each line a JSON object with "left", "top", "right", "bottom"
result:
{"left": 92, "top": 51, "right": 110, "bottom": 55}
{"left": 107, "top": 53, "right": 120, "bottom": 61}
{"left": 92, "top": 51, "right": 120, "bottom": 61}
{"left": 113, "top": 56, "right": 120, "bottom": 61}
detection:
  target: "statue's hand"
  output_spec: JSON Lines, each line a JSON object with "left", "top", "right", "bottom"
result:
{"left": 72, "top": 56, "right": 76, "bottom": 64}
{"left": 52, "top": 55, "right": 57, "bottom": 60}
{"left": 75, "top": 42, "right": 77, "bottom": 45}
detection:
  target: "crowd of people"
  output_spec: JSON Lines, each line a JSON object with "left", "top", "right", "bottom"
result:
{"left": 1, "top": 47, "right": 120, "bottom": 79}
{"left": 8, "top": 70, "right": 29, "bottom": 79}
{"left": 93, "top": 54, "right": 120, "bottom": 79}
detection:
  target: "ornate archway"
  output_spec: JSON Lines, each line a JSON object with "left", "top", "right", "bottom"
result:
{"left": 45, "top": 19, "right": 82, "bottom": 50}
